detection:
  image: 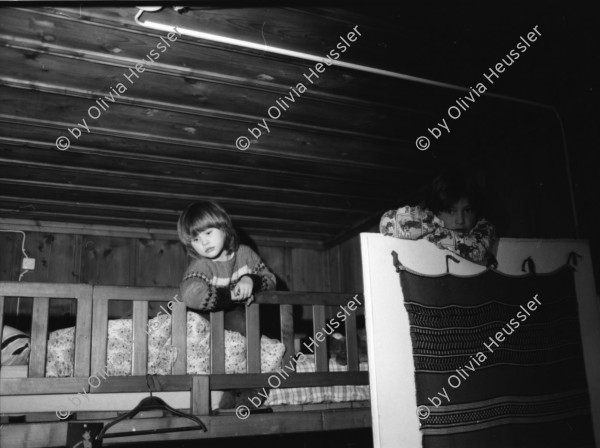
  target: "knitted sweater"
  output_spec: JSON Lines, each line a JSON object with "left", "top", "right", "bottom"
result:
{"left": 380, "top": 205, "right": 496, "bottom": 264}
{"left": 180, "top": 244, "right": 276, "bottom": 311}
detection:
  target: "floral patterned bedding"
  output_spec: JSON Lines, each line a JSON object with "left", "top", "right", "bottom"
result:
{"left": 45, "top": 311, "right": 285, "bottom": 377}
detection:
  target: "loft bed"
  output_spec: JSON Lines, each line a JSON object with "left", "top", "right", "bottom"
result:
{"left": 0, "top": 283, "right": 370, "bottom": 447}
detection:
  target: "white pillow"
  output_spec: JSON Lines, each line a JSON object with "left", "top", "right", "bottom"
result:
{"left": 1, "top": 325, "right": 31, "bottom": 366}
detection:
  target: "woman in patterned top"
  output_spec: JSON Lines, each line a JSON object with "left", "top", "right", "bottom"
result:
{"left": 380, "top": 173, "right": 496, "bottom": 264}
{"left": 178, "top": 201, "right": 276, "bottom": 335}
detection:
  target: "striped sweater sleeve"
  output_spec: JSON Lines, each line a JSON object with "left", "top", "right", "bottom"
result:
{"left": 180, "top": 261, "right": 234, "bottom": 312}
{"left": 240, "top": 247, "right": 276, "bottom": 293}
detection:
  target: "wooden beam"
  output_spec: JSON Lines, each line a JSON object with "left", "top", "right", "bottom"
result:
{"left": 0, "top": 218, "right": 325, "bottom": 249}
{"left": 246, "top": 304, "right": 261, "bottom": 374}
{"left": 0, "top": 182, "right": 364, "bottom": 227}
{"left": 0, "top": 156, "right": 386, "bottom": 205}
{"left": 73, "top": 288, "right": 93, "bottom": 378}
{"left": 0, "top": 195, "right": 343, "bottom": 231}
{"left": 210, "top": 311, "right": 225, "bottom": 374}
{"left": 0, "top": 87, "right": 410, "bottom": 170}
{"left": 0, "top": 408, "right": 371, "bottom": 446}
{"left": 0, "top": 176, "right": 371, "bottom": 214}
{"left": 0, "top": 143, "right": 399, "bottom": 197}
{"left": 0, "top": 282, "right": 92, "bottom": 299}
{"left": 210, "top": 371, "right": 368, "bottom": 389}
{"left": 171, "top": 301, "right": 187, "bottom": 375}
{"left": 279, "top": 304, "right": 295, "bottom": 368}
{"left": 28, "top": 298, "right": 49, "bottom": 378}
{"left": 0, "top": 377, "right": 90, "bottom": 395}
{"left": 312, "top": 305, "right": 328, "bottom": 372}
{"left": 0, "top": 125, "right": 419, "bottom": 182}
{"left": 0, "top": 70, "right": 414, "bottom": 143}
{"left": 93, "top": 286, "right": 179, "bottom": 302}
{"left": 345, "top": 308, "right": 359, "bottom": 372}
{"left": 191, "top": 376, "right": 210, "bottom": 416}
{"left": 91, "top": 297, "right": 109, "bottom": 379}
{"left": 256, "top": 291, "right": 364, "bottom": 306}
{"left": 0, "top": 208, "right": 334, "bottom": 241}
{"left": 132, "top": 300, "right": 149, "bottom": 376}
{"left": 91, "top": 375, "right": 191, "bottom": 393}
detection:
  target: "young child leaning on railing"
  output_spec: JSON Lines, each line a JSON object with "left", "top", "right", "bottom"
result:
{"left": 177, "top": 200, "right": 277, "bottom": 410}
{"left": 177, "top": 200, "right": 276, "bottom": 335}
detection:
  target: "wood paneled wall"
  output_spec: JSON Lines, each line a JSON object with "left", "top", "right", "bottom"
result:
{"left": 0, "top": 224, "right": 364, "bottom": 334}
{"left": 0, "top": 228, "right": 362, "bottom": 293}
{"left": 325, "top": 235, "right": 364, "bottom": 294}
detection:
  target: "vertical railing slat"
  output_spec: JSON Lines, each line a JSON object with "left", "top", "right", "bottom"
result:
{"left": 0, "top": 296, "right": 5, "bottom": 350}
{"left": 246, "top": 304, "right": 261, "bottom": 373}
{"left": 171, "top": 301, "right": 187, "bottom": 374}
{"left": 345, "top": 308, "right": 359, "bottom": 371}
{"left": 73, "top": 287, "right": 92, "bottom": 377}
{"left": 210, "top": 311, "right": 225, "bottom": 374}
{"left": 191, "top": 376, "right": 210, "bottom": 416}
{"left": 279, "top": 304, "right": 294, "bottom": 369}
{"left": 132, "top": 301, "right": 148, "bottom": 375}
{"left": 91, "top": 298, "right": 109, "bottom": 378}
{"left": 29, "top": 298, "right": 50, "bottom": 378}
{"left": 312, "top": 305, "right": 328, "bottom": 372}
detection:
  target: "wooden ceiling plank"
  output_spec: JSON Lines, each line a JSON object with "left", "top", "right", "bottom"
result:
{"left": 0, "top": 176, "right": 373, "bottom": 214}
{"left": 0, "top": 47, "right": 429, "bottom": 141}
{"left": 0, "top": 145, "right": 405, "bottom": 197}
{"left": 2, "top": 7, "right": 431, "bottom": 112}
{"left": 0, "top": 162, "right": 391, "bottom": 210}
{"left": 0, "top": 209, "right": 334, "bottom": 240}
{"left": 0, "top": 196, "right": 343, "bottom": 230}
{"left": 0, "top": 155, "right": 391, "bottom": 203}
{"left": 0, "top": 184, "right": 364, "bottom": 225}
{"left": 0, "top": 129, "right": 425, "bottom": 183}
{"left": 0, "top": 217, "right": 324, "bottom": 249}
{"left": 0, "top": 88, "right": 414, "bottom": 169}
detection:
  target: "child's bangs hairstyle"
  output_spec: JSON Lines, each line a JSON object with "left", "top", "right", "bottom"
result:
{"left": 425, "top": 172, "right": 482, "bottom": 215}
{"left": 177, "top": 201, "right": 238, "bottom": 258}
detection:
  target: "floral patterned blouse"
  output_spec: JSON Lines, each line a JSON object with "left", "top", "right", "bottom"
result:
{"left": 380, "top": 205, "right": 496, "bottom": 264}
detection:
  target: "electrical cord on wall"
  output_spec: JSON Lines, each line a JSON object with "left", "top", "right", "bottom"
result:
{"left": 0, "top": 230, "right": 30, "bottom": 280}
{"left": 0, "top": 229, "right": 31, "bottom": 316}
{"left": 0, "top": 229, "right": 28, "bottom": 257}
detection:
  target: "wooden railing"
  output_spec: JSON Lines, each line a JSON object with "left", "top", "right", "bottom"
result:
{"left": 0, "top": 282, "right": 92, "bottom": 396}
{"left": 0, "top": 282, "right": 367, "bottom": 406}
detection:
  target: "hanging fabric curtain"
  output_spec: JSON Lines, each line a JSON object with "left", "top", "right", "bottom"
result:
{"left": 395, "top": 259, "right": 595, "bottom": 448}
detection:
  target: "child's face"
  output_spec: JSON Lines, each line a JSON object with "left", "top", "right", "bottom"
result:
{"left": 191, "top": 227, "right": 228, "bottom": 261}
{"left": 436, "top": 196, "right": 477, "bottom": 232}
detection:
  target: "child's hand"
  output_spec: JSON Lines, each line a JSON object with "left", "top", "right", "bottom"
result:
{"left": 232, "top": 276, "right": 253, "bottom": 302}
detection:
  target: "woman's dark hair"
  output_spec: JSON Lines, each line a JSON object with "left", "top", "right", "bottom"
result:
{"left": 425, "top": 172, "right": 483, "bottom": 215}
{"left": 177, "top": 201, "right": 238, "bottom": 258}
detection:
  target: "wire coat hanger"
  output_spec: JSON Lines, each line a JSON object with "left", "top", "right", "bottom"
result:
{"left": 96, "top": 374, "right": 207, "bottom": 440}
